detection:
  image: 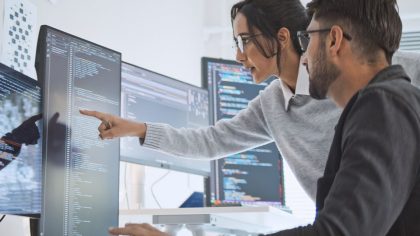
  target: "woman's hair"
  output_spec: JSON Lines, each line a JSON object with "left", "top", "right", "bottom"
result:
{"left": 231, "top": 0, "right": 309, "bottom": 58}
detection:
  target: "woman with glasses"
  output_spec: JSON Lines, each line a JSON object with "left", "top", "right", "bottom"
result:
{"left": 81, "top": 0, "right": 419, "bottom": 234}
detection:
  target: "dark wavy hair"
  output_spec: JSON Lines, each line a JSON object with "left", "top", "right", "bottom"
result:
{"left": 307, "top": 0, "right": 402, "bottom": 64}
{"left": 231, "top": 0, "right": 309, "bottom": 58}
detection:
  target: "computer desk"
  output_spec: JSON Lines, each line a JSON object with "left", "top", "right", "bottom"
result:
{"left": 120, "top": 206, "right": 310, "bottom": 236}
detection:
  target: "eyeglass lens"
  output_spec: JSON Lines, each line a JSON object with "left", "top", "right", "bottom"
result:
{"left": 235, "top": 35, "right": 244, "bottom": 53}
{"left": 298, "top": 33, "right": 309, "bottom": 52}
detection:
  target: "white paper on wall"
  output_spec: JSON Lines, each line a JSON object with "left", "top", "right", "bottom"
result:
{"left": 1, "top": 0, "right": 37, "bottom": 80}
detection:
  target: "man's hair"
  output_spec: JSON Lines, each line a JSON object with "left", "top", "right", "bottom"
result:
{"left": 307, "top": 0, "right": 402, "bottom": 64}
{"left": 231, "top": 0, "right": 309, "bottom": 57}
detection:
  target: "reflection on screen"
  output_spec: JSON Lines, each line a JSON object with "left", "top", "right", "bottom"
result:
{"left": 0, "top": 63, "right": 42, "bottom": 216}
{"left": 120, "top": 62, "right": 210, "bottom": 176}
{"left": 36, "top": 26, "right": 121, "bottom": 236}
{"left": 204, "top": 58, "right": 285, "bottom": 207}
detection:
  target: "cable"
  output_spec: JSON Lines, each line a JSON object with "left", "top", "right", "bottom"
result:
{"left": 150, "top": 170, "right": 171, "bottom": 208}
{"left": 124, "top": 162, "right": 130, "bottom": 210}
{"left": 0, "top": 215, "right": 5, "bottom": 222}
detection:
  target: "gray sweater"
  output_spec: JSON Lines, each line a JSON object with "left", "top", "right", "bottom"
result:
{"left": 142, "top": 51, "right": 420, "bottom": 200}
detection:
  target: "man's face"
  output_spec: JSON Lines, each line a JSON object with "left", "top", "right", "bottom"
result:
{"left": 303, "top": 18, "right": 341, "bottom": 100}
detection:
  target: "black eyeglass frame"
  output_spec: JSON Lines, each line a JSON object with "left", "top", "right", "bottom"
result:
{"left": 297, "top": 28, "right": 352, "bottom": 52}
{"left": 233, "top": 33, "right": 263, "bottom": 53}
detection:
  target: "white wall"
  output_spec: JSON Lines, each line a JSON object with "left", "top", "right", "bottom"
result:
{"left": 398, "top": 0, "right": 420, "bottom": 32}
{"left": 31, "top": 0, "right": 206, "bottom": 87}
{"left": 0, "top": 215, "right": 30, "bottom": 236}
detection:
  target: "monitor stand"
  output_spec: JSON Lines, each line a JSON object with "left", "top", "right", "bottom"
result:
{"left": 30, "top": 218, "right": 39, "bottom": 236}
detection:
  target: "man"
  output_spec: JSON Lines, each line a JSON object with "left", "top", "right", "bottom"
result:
{"left": 109, "top": 0, "right": 420, "bottom": 235}
{"left": 266, "top": 0, "right": 420, "bottom": 234}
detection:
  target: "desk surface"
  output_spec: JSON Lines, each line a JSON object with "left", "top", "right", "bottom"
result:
{"left": 120, "top": 206, "right": 311, "bottom": 234}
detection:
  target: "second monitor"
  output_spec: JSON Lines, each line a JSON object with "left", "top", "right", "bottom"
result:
{"left": 120, "top": 62, "right": 210, "bottom": 176}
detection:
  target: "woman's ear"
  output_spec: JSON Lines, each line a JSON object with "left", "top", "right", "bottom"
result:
{"left": 277, "top": 27, "right": 291, "bottom": 49}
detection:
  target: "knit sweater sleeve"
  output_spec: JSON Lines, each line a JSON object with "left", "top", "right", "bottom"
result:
{"left": 141, "top": 90, "right": 274, "bottom": 159}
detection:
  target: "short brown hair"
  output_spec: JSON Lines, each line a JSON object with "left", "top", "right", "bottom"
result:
{"left": 307, "top": 0, "right": 402, "bottom": 64}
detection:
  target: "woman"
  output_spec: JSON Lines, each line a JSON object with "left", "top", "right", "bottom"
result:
{"left": 82, "top": 0, "right": 334, "bottom": 200}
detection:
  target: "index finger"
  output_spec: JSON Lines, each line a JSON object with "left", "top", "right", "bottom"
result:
{"left": 125, "top": 223, "right": 155, "bottom": 231}
{"left": 108, "top": 226, "right": 148, "bottom": 236}
{"left": 79, "top": 110, "right": 106, "bottom": 121}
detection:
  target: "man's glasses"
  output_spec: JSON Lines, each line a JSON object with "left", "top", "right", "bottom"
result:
{"left": 233, "top": 34, "right": 262, "bottom": 53}
{"left": 297, "top": 28, "right": 352, "bottom": 52}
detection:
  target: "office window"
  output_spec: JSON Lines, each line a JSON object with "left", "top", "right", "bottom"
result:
{"left": 400, "top": 31, "right": 420, "bottom": 52}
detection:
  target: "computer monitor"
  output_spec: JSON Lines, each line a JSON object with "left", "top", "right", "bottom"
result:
{"left": 36, "top": 26, "right": 121, "bottom": 236}
{"left": 0, "top": 63, "right": 42, "bottom": 218}
{"left": 202, "top": 57, "right": 285, "bottom": 207}
{"left": 120, "top": 62, "right": 210, "bottom": 176}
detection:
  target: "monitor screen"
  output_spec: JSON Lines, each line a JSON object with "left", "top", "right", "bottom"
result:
{"left": 202, "top": 57, "right": 285, "bottom": 207}
{"left": 36, "top": 26, "right": 121, "bottom": 236}
{"left": 120, "top": 62, "right": 210, "bottom": 176}
{"left": 0, "top": 63, "right": 42, "bottom": 217}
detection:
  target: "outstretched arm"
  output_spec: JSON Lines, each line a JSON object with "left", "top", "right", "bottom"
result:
{"left": 80, "top": 92, "right": 273, "bottom": 160}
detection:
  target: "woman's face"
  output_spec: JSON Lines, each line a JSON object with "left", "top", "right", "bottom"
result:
{"left": 232, "top": 13, "right": 279, "bottom": 84}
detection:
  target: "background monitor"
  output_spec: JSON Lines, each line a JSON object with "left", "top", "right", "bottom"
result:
{"left": 0, "top": 63, "right": 42, "bottom": 217}
{"left": 202, "top": 57, "right": 285, "bottom": 207}
{"left": 36, "top": 25, "right": 121, "bottom": 236}
{"left": 120, "top": 62, "right": 210, "bottom": 176}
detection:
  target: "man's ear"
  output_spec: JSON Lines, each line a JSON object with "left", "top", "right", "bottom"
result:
{"left": 329, "top": 25, "right": 345, "bottom": 56}
{"left": 277, "top": 27, "right": 291, "bottom": 49}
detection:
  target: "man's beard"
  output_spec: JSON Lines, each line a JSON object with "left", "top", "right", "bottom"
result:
{"left": 308, "top": 43, "right": 341, "bottom": 100}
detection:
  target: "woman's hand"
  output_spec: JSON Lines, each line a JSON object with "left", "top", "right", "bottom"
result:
{"left": 79, "top": 110, "right": 147, "bottom": 140}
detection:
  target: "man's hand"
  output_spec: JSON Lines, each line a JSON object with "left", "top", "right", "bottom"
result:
{"left": 79, "top": 110, "right": 146, "bottom": 140}
{"left": 109, "top": 223, "right": 169, "bottom": 236}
